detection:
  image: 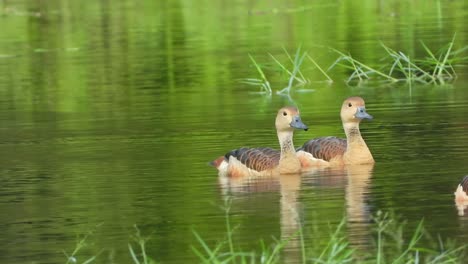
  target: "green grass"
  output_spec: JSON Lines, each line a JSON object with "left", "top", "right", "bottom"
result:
{"left": 269, "top": 48, "right": 309, "bottom": 87}
{"left": 329, "top": 48, "right": 398, "bottom": 83}
{"left": 275, "top": 47, "right": 308, "bottom": 96}
{"left": 242, "top": 47, "right": 332, "bottom": 97}
{"left": 330, "top": 36, "right": 467, "bottom": 85}
{"left": 191, "top": 209, "right": 466, "bottom": 264}
{"left": 61, "top": 209, "right": 466, "bottom": 264}
{"left": 128, "top": 225, "right": 158, "bottom": 264}
{"left": 245, "top": 37, "right": 467, "bottom": 92}
{"left": 240, "top": 54, "right": 272, "bottom": 96}
{"left": 370, "top": 211, "right": 465, "bottom": 264}
{"left": 63, "top": 225, "right": 103, "bottom": 264}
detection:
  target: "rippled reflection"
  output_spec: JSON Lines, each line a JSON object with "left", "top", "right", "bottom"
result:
{"left": 218, "top": 163, "right": 374, "bottom": 262}
{"left": 1, "top": 0, "right": 468, "bottom": 263}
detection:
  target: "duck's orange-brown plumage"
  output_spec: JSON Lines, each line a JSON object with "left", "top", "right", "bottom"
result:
{"left": 210, "top": 107, "right": 308, "bottom": 177}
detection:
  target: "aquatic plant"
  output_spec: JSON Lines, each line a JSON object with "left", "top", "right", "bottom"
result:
{"left": 329, "top": 48, "right": 398, "bottom": 84}
{"left": 240, "top": 54, "right": 272, "bottom": 96}
{"left": 242, "top": 47, "right": 332, "bottom": 97}
{"left": 309, "top": 219, "right": 355, "bottom": 263}
{"left": 60, "top": 208, "right": 465, "bottom": 264}
{"left": 370, "top": 211, "right": 465, "bottom": 264}
{"left": 416, "top": 36, "right": 468, "bottom": 84}
{"left": 63, "top": 227, "right": 102, "bottom": 264}
{"left": 128, "top": 225, "right": 158, "bottom": 264}
{"left": 306, "top": 53, "right": 333, "bottom": 84}
{"left": 192, "top": 208, "right": 466, "bottom": 264}
{"left": 275, "top": 47, "right": 308, "bottom": 96}
{"left": 245, "top": 37, "right": 467, "bottom": 92}
{"left": 191, "top": 198, "right": 288, "bottom": 263}
{"left": 330, "top": 36, "right": 467, "bottom": 85}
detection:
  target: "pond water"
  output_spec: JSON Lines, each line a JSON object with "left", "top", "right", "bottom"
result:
{"left": 1, "top": 0, "right": 468, "bottom": 263}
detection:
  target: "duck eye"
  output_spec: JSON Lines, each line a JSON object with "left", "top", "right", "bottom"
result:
{"left": 348, "top": 103, "right": 352, "bottom": 107}
{"left": 283, "top": 111, "right": 287, "bottom": 116}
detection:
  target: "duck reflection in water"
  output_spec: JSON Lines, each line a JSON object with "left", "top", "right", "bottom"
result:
{"left": 218, "top": 172, "right": 304, "bottom": 263}
{"left": 301, "top": 164, "right": 374, "bottom": 251}
{"left": 217, "top": 163, "right": 374, "bottom": 262}
{"left": 343, "top": 164, "right": 374, "bottom": 250}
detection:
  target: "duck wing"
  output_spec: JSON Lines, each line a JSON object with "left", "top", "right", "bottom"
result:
{"left": 298, "top": 136, "right": 347, "bottom": 162}
{"left": 226, "top": 147, "right": 280, "bottom": 172}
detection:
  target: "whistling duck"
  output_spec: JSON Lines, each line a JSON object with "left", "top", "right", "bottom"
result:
{"left": 297, "top": 96, "right": 374, "bottom": 166}
{"left": 210, "top": 107, "right": 308, "bottom": 177}
{"left": 454, "top": 176, "right": 468, "bottom": 203}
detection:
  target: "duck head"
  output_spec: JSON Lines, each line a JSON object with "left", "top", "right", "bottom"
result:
{"left": 340, "top": 96, "right": 372, "bottom": 124}
{"left": 275, "top": 106, "right": 308, "bottom": 132}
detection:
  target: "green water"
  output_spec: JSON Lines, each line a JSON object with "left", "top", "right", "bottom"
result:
{"left": 1, "top": 0, "right": 468, "bottom": 263}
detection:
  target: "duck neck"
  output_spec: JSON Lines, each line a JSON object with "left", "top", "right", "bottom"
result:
{"left": 344, "top": 122, "right": 364, "bottom": 145}
{"left": 278, "top": 130, "right": 296, "bottom": 158}
{"left": 277, "top": 130, "right": 301, "bottom": 173}
{"left": 343, "top": 122, "right": 373, "bottom": 163}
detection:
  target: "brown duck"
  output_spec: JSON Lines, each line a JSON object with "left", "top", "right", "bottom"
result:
{"left": 297, "top": 96, "right": 374, "bottom": 167}
{"left": 210, "top": 107, "right": 308, "bottom": 177}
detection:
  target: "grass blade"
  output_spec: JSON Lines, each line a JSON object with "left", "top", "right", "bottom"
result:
{"left": 306, "top": 54, "right": 333, "bottom": 83}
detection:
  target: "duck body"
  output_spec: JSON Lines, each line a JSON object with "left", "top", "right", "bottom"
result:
{"left": 211, "top": 147, "right": 281, "bottom": 177}
{"left": 455, "top": 175, "right": 468, "bottom": 203}
{"left": 298, "top": 96, "right": 374, "bottom": 168}
{"left": 210, "top": 107, "right": 308, "bottom": 177}
{"left": 297, "top": 136, "right": 347, "bottom": 167}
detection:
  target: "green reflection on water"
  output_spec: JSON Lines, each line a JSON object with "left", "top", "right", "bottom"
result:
{"left": 1, "top": 0, "right": 468, "bottom": 263}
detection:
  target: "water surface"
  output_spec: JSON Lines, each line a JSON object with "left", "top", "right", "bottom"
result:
{"left": 1, "top": 0, "right": 468, "bottom": 263}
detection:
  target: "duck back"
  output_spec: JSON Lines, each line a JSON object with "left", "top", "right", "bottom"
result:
{"left": 226, "top": 147, "right": 280, "bottom": 172}
{"left": 298, "top": 136, "right": 346, "bottom": 162}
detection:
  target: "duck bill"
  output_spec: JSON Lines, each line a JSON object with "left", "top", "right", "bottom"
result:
{"left": 290, "top": 115, "right": 308, "bottom": 131}
{"left": 355, "top": 107, "right": 373, "bottom": 120}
